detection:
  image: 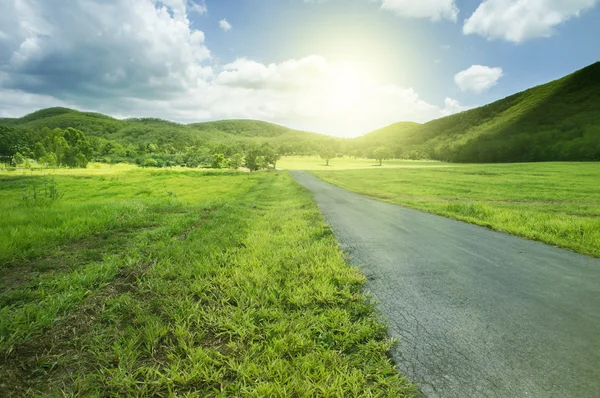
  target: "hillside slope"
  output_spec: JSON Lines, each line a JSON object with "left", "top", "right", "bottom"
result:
{"left": 361, "top": 62, "right": 600, "bottom": 162}
{"left": 0, "top": 108, "right": 328, "bottom": 152}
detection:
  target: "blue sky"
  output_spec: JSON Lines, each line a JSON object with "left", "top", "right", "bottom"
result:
{"left": 1, "top": 0, "right": 599, "bottom": 136}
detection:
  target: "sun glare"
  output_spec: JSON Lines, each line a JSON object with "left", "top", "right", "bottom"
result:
{"left": 330, "top": 64, "right": 363, "bottom": 110}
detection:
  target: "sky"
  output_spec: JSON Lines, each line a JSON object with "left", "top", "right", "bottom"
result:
{"left": 0, "top": 0, "right": 599, "bottom": 137}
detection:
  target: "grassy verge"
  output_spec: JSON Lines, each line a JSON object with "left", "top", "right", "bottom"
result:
{"left": 311, "top": 162, "right": 600, "bottom": 257}
{"left": 0, "top": 166, "right": 416, "bottom": 397}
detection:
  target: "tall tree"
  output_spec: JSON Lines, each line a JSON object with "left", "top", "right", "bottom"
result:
{"left": 373, "top": 147, "right": 392, "bottom": 166}
{"left": 319, "top": 142, "right": 337, "bottom": 166}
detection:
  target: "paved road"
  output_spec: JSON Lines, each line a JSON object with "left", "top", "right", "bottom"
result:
{"left": 290, "top": 171, "right": 600, "bottom": 398}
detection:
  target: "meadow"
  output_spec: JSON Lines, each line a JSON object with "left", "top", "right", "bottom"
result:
{"left": 0, "top": 165, "right": 416, "bottom": 397}
{"left": 279, "top": 156, "right": 449, "bottom": 171}
{"left": 293, "top": 158, "right": 600, "bottom": 257}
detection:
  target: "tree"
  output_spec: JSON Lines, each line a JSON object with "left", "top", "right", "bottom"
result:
{"left": 185, "top": 153, "right": 202, "bottom": 168}
{"left": 373, "top": 147, "right": 392, "bottom": 166}
{"left": 12, "top": 152, "right": 25, "bottom": 167}
{"left": 34, "top": 142, "right": 47, "bottom": 160}
{"left": 0, "top": 126, "right": 25, "bottom": 166}
{"left": 253, "top": 156, "right": 267, "bottom": 170}
{"left": 53, "top": 136, "right": 69, "bottom": 167}
{"left": 75, "top": 153, "right": 88, "bottom": 168}
{"left": 350, "top": 149, "right": 364, "bottom": 159}
{"left": 262, "top": 144, "right": 280, "bottom": 169}
{"left": 143, "top": 158, "right": 158, "bottom": 168}
{"left": 229, "top": 153, "right": 243, "bottom": 170}
{"left": 244, "top": 145, "right": 262, "bottom": 172}
{"left": 41, "top": 152, "right": 58, "bottom": 168}
{"left": 211, "top": 153, "right": 226, "bottom": 169}
{"left": 319, "top": 145, "right": 337, "bottom": 166}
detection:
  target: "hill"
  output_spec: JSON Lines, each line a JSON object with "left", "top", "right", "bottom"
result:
{"left": 359, "top": 61, "right": 600, "bottom": 162}
{"left": 0, "top": 108, "right": 329, "bottom": 154}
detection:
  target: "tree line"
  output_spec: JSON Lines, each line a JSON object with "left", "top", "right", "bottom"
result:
{"left": 0, "top": 126, "right": 289, "bottom": 171}
{"left": 1, "top": 124, "right": 403, "bottom": 170}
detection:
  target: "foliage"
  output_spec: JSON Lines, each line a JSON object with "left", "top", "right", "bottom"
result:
{"left": 373, "top": 147, "right": 392, "bottom": 166}
{"left": 319, "top": 140, "right": 338, "bottom": 166}
{"left": 244, "top": 145, "right": 261, "bottom": 171}
{"left": 210, "top": 153, "right": 226, "bottom": 169}
{"left": 243, "top": 144, "right": 279, "bottom": 171}
{"left": 0, "top": 108, "right": 335, "bottom": 161}
{"left": 142, "top": 158, "right": 158, "bottom": 168}
{"left": 229, "top": 153, "right": 243, "bottom": 170}
{"left": 12, "top": 152, "right": 25, "bottom": 166}
{"left": 0, "top": 126, "right": 92, "bottom": 169}
{"left": 262, "top": 144, "right": 281, "bottom": 168}
{"left": 40, "top": 152, "right": 58, "bottom": 168}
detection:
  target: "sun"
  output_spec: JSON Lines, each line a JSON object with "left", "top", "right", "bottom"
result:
{"left": 328, "top": 63, "right": 366, "bottom": 111}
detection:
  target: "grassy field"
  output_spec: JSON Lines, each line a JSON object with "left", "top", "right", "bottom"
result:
{"left": 279, "top": 156, "right": 449, "bottom": 171}
{"left": 0, "top": 165, "right": 416, "bottom": 397}
{"left": 304, "top": 159, "right": 600, "bottom": 258}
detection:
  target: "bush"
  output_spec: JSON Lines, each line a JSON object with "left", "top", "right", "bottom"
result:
{"left": 143, "top": 158, "right": 158, "bottom": 168}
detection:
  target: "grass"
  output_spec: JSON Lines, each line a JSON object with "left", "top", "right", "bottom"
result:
{"left": 0, "top": 164, "right": 416, "bottom": 397}
{"left": 308, "top": 160, "right": 600, "bottom": 258}
{"left": 279, "top": 156, "right": 449, "bottom": 171}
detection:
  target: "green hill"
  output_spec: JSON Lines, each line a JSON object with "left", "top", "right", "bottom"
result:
{"left": 0, "top": 108, "right": 329, "bottom": 154}
{"left": 359, "top": 61, "right": 600, "bottom": 162}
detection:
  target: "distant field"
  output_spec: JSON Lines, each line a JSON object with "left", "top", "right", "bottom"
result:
{"left": 280, "top": 156, "right": 450, "bottom": 170}
{"left": 310, "top": 162, "right": 600, "bottom": 258}
{"left": 0, "top": 165, "right": 415, "bottom": 397}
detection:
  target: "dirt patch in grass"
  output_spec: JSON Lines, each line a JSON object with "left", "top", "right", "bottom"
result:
{"left": 0, "top": 260, "right": 154, "bottom": 397}
{"left": 0, "top": 225, "right": 157, "bottom": 297}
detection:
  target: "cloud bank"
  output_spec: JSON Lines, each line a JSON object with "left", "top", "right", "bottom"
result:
{"left": 463, "top": 0, "right": 599, "bottom": 42}
{"left": 0, "top": 0, "right": 466, "bottom": 136}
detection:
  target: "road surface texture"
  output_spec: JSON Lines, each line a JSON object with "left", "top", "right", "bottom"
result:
{"left": 290, "top": 170, "right": 600, "bottom": 398}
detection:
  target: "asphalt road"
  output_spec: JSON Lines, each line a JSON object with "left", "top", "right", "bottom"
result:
{"left": 290, "top": 170, "right": 600, "bottom": 398}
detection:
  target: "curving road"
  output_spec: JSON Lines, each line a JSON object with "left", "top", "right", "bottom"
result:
{"left": 290, "top": 170, "right": 600, "bottom": 398}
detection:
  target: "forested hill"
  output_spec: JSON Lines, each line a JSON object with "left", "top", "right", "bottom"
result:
{"left": 0, "top": 107, "right": 329, "bottom": 154}
{"left": 361, "top": 61, "right": 600, "bottom": 162}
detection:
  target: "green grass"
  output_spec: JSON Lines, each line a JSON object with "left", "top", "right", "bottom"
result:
{"left": 310, "top": 161, "right": 600, "bottom": 257}
{"left": 280, "top": 156, "right": 450, "bottom": 171}
{"left": 0, "top": 165, "right": 416, "bottom": 397}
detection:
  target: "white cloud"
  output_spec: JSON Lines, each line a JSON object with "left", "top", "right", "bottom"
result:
{"left": 219, "top": 19, "right": 232, "bottom": 32}
{"left": 380, "top": 0, "right": 459, "bottom": 21}
{"left": 0, "top": 0, "right": 465, "bottom": 137}
{"left": 441, "top": 97, "right": 469, "bottom": 116}
{"left": 454, "top": 65, "right": 503, "bottom": 94}
{"left": 187, "top": 0, "right": 207, "bottom": 14}
{"left": 0, "top": 88, "right": 70, "bottom": 118}
{"left": 216, "top": 56, "right": 328, "bottom": 90}
{"left": 463, "top": 0, "right": 599, "bottom": 43}
{"left": 0, "top": 0, "right": 212, "bottom": 97}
